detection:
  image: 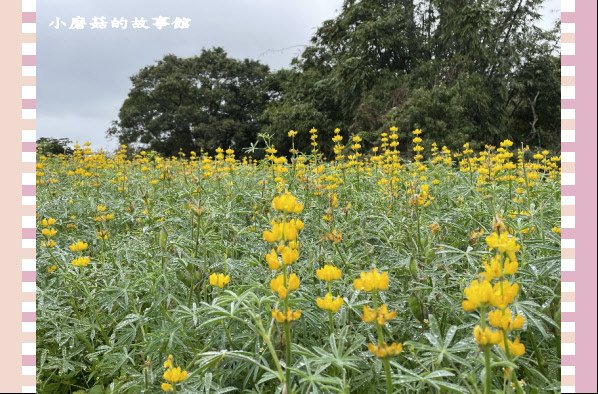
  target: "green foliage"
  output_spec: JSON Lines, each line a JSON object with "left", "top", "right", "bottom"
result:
{"left": 37, "top": 137, "right": 73, "bottom": 155}
{"left": 37, "top": 149, "right": 561, "bottom": 393}
{"left": 262, "top": 0, "right": 560, "bottom": 154}
{"left": 108, "top": 48, "right": 272, "bottom": 156}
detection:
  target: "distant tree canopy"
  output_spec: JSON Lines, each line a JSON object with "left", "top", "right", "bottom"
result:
{"left": 37, "top": 137, "right": 72, "bottom": 155}
{"left": 108, "top": 48, "right": 272, "bottom": 156}
{"left": 109, "top": 0, "right": 560, "bottom": 157}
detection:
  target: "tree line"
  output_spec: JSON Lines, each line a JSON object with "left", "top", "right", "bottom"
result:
{"left": 106, "top": 0, "right": 560, "bottom": 158}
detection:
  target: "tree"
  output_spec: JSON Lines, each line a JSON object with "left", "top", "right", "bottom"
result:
{"left": 37, "top": 137, "right": 72, "bottom": 155}
{"left": 262, "top": 0, "right": 560, "bottom": 155}
{"left": 108, "top": 48, "right": 272, "bottom": 155}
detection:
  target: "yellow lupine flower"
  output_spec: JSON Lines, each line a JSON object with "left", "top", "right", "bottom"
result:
{"left": 47, "top": 265, "right": 57, "bottom": 273}
{"left": 499, "top": 336, "right": 526, "bottom": 357}
{"left": 271, "top": 192, "right": 304, "bottom": 214}
{"left": 485, "top": 232, "right": 520, "bottom": 263}
{"left": 42, "top": 240, "right": 57, "bottom": 248}
{"left": 271, "top": 308, "right": 302, "bottom": 323}
{"left": 265, "top": 249, "right": 281, "bottom": 270}
{"left": 316, "top": 293, "right": 344, "bottom": 313}
{"left": 316, "top": 264, "right": 342, "bottom": 282}
{"left": 163, "top": 355, "right": 174, "bottom": 369}
{"left": 482, "top": 255, "right": 518, "bottom": 281}
{"left": 462, "top": 279, "right": 493, "bottom": 312}
{"left": 488, "top": 308, "right": 525, "bottom": 331}
{"left": 41, "top": 228, "right": 58, "bottom": 237}
{"left": 367, "top": 342, "right": 403, "bottom": 358}
{"left": 71, "top": 256, "right": 90, "bottom": 267}
{"left": 361, "top": 304, "right": 396, "bottom": 325}
{"left": 354, "top": 268, "right": 389, "bottom": 292}
{"left": 97, "top": 230, "right": 109, "bottom": 240}
{"left": 40, "top": 217, "right": 56, "bottom": 227}
{"left": 473, "top": 325, "right": 502, "bottom": 346}
{"left": 263, "top": 221, "right": 298, "bottom": 243}
{"left": 490, "top": 280, "right": 519, "bottom": 309}
{"left": 163, "top": 367, "right": 188, "bottom": 384}
{"left": 269, "top": 273, "right": 300, "bottom": 299}
{"left": 161, "top": 383, "right": 173, "bottom": 392}
{"left": 68, "top": 240, "right": 88, "bottom": 252}
{"left": 209, "top": 273, "right": 230, "bottom": 288}
{"left": 281, "top": 246, "right": 299, "bottom": 265}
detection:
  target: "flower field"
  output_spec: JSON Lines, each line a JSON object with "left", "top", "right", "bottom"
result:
{"left": 37, "top": 129, "right": 561, "bottom": 393}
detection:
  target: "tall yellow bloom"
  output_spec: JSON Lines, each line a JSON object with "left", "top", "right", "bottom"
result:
{"left": 473, "top": 325, "right": 502, "bottom": 346}
{"left": 316, "top": 293, "right": 344, "bottom": 313}
{"left": 271, "top": 308, "right": 302, "bottom": 323}
{"left": 71, "top": 256, "right": 90, "bottom": 267}
{"left": 499, "top": 336, "right": 526, "bottom": 357}
{"left": 354, "top": 268, "right": 389, "bottom": 292}
{"left": 367, "top": 342, "right": 403, "bottom": 358}
{"left": 362, "top": 304, "right": 396, "bottom": 325}
{"left": 271, "top": 192, "right": 304, "bottom": 214}
{"left": 265, "top": 249, "right": 281, "bottom": 270}
{"left": 461, "top": 279, "right": 493, "bottom": 312}
{"left": 209, "top": 273, "right": 230, "bottom": 288}
{"left": 68, "top": 240, "right": 89, "bottom": 252}
{"left": 316, "top": 264, "right": 342, "bottom": 281}
{"left": 270, "top": 273, "right": 300, "bottom": 299}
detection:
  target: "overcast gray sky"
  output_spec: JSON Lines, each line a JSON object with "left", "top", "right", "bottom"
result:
{"left": 38, "top": 0, "right": 560, "bottom": 151}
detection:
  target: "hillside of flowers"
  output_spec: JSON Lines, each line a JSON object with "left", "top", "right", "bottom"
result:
{"left": 37, "top": 128, "right": 561, "bottom": 393}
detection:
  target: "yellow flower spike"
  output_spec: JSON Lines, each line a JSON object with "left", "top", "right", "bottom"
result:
{"left": 47, "top": 265, "right": 58, "bottom": 273}
{"left": 161, "top": 383, "right": 173, "bottom": 392}
{"left": 367, "top": 342, "right": 403, "bottom": 358}
{"left": 271, "top": 192, "right": 304, "bottom": 214}
{"left": 291, "top": 218, "right": 305, "bottom": 231}
{"left": 71, "top": 256, "right": 91, "bottom": 268}
{"left": 209, "top": 273, "right": 230, "bottom": 289}
{"left": 163, "top": 367, "right": 189, "bottom": 384}
{"left": 485, "top": 232, "right": 520, "bottom": 257}
{"left": 43, "top": 240, "right": 57, "bottom": 248}
{"left": 482, "top": 255, "right": 503, "bottom": 281}
{"left": 503, "top": 258, "right": 518, "bottom": 275}
{"left": 316, "top": 292, "right": 344, "bottom": 313}
{"left": 271, "top": 308, "right": 302, "bottom": 323}
{"left": 361, "top": 304, "right": 396, "bottom": 325}
{"left": 287, "top": 273, "right": 300, "bottom": 291}
{"left": 490, "top": 280, "right": 519, "bottom": 309}
{"left": 511, "top": 314, "right": 525, "bottom": 330}
{"left": 282, "top": 221, "right": 298, "bottom": 241}
{"left": 68, "top": 240, "right": 89, "bottom": 252}
{"left": 163, "top": 355, "right": 174, "bottom": 369}
{"left": 488, "top": 308, "right": 516, "bottom": 331}
{"left": 353, "top": 268, "right": 389, "bottom": 292}
{"left": 41, "top": 228, "right": 58, "bottom": 238}
{"left": 265, "top": 249, "right": 281, "bottom": 270}
{"left": 40, "top": 217, "right": 57, "bottom": 227}
{"left": 262, "top": 228, "right": 278, "bottom": 243}
{"left": 97, "top": 230, "right": 109, "bottom": 240}
{"left": 269, "top": 273, "right": 300, "bottom": 299}
{"left": 281, "top": 246, "right": 299, "bottom": 265}
{"left": 462, "top": 279, "right": 493, "bottom": 312}
{"left": 499, "top": 336, "right": 526, "bottom": 357}
{"left": 473, "top": 325, "right": 502, "bottom": 346}
{"left": 316, "top": 264, "right": 342, "bottom": 282}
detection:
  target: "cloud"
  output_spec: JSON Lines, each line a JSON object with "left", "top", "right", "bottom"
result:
{"left": 38, "top": 0, "right": 343, "bottom": 150}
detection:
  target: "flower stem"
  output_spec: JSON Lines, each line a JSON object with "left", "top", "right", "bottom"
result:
{"left": 284, "top": 321, "right": 292, "bottom": 393}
